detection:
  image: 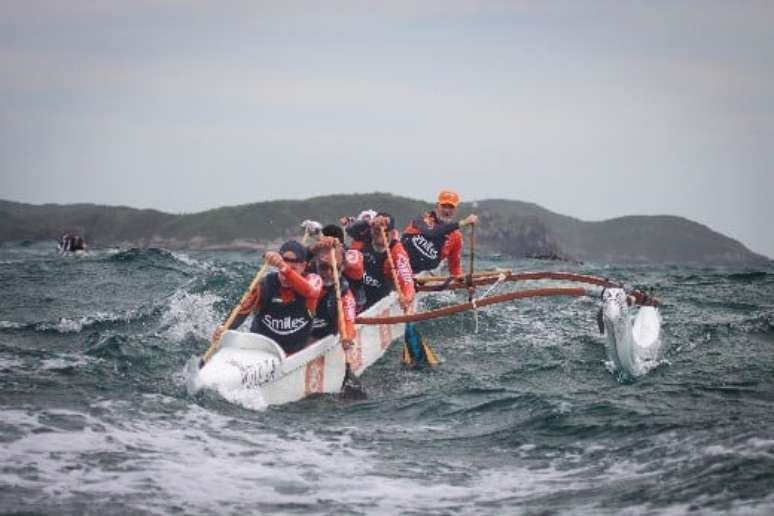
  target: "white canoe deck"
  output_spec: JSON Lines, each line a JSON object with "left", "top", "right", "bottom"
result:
{"left": 194, "top": 292, "right": 406, "bottom": 406}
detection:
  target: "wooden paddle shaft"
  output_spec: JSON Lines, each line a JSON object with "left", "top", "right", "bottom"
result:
{"left": 468, "top": 223, "right": 475, "bottom": 278}
{"left": 329, "top": 247, "right": 347, "bottom": 341}
{"left": 379, "top": 226, "right": 402, "bottom": 291}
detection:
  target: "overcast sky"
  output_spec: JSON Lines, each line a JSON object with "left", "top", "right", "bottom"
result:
{"left": 2, "top": 1, "right": 772, "bottom": 257}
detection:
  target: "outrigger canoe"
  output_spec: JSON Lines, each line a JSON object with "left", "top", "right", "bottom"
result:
{"left": 189, "top": 269, "right": 662, "bottom": 406}
{"left": 190, "top": 292, "right": 406, "bottom": 406}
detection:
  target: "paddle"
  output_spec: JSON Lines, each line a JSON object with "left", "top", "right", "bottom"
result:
{"left": 377, "top": 225, "right": 438, "bottom": 368}
{"left": 329, "top": 247, "right": 366, "bottom": 398}
{"left": 467, "top": 222, "right": 476, "bottom": 302}
{"left": 199, "top": 262, "right": 270, "bottom": 368}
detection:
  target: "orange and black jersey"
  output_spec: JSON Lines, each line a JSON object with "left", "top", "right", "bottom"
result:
{"left": 401, "top": 211, "right": 463, "bottom": 276}
{"left": 224, "top": 266, "right": 322, "bottom": 354}
{"left": 312, "top": 281, "right": 357, "bottom": 342}
{"left": 360, "top": 240, "right": 415, "bottom": 310}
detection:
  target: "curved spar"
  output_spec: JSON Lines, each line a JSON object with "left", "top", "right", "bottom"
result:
{"left": 356, "top": 286, "right": 595, "bottom": 325}
{"left": 417, "top": 270, "right": 617, "bottom": 290}
{"left": 414, "top": 270, "right": 659, "bottom": 306}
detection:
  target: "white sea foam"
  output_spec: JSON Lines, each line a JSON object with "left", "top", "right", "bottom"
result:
{"left": 35, "top": 312, "right": 123, "bottom": 334}
{"left": 0, "top": 401, "right": 380, "bottom": 512}
{"left": 0, "top": 357, "right": 24, "bottom": 370}
{"left": 703, "top": 437, "right": 774, "bottom": 461}
{"left": 0, "top": 320, "right": 25, "bottom": 329}
{"left": 54, "top": 318, "right": 85, "bottom": 333}
{"left": 160, "top": 290, "right": 221, "bottom": 342}
{"left": 171, "top": 251, "right": 221, "bottom": 272}
{"left": 1, "top": 399, "right": 770, "bottom": 515}
{"left": 39, "top": 355, "right": 99, "bottom": 371}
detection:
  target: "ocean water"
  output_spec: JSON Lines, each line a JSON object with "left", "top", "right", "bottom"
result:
{"left": 1, "top": 243, "right": 773, "bottom": 515}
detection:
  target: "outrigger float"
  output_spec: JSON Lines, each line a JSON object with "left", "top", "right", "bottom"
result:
{"left": 189, "top": 268, "right": 662, "bottom": 407}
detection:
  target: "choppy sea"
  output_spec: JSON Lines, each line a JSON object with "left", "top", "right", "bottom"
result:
{"left": 1, "top": 242, "right": 773, "bottom": 515}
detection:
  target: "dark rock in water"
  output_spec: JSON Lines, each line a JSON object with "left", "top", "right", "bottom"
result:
{"left": 526, "top": 252, "right": 584, "bottom": 265}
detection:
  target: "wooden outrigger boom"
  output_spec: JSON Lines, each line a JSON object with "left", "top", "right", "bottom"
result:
{"left": 357, "top": 286, "right": 595, "bottom": 324}
{"left": 413, "top": 270, "right": 659, "bottom": 306}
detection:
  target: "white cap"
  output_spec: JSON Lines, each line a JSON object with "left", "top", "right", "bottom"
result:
{"left": 357, "top": 210, "right": 378, "bottom": 221}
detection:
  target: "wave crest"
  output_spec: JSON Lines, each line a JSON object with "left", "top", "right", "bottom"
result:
{"left": 160, "top": 291, "right": 222, "bottom": 342}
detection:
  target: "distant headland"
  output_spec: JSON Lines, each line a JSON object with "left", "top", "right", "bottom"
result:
{"left": 0, "top": 194, "right": 769, "bottom": 266}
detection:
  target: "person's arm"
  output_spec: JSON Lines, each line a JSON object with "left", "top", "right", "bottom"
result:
{"left": 343, "top": 249, "right": 364, "bottom": 281}
{"left": 281, "top": 267, "right": 322, "bottom": 314}
{"left": 341, "top": 289, "right": 357, "bottom": 343}
{"left": 443, "top": 230, "right": 464, "bottom": 277}
{"left": 423, "top": 220, "right": 461, "bottom": 238}
{"left": 387, "top": 242, "right": 416, "bottom": 308}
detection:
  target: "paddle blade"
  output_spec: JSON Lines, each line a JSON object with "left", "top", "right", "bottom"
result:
{"left": 421, "top": 339, "right": 439, "bottom": 366}
{"left": 340, "top": 362, "right": 367, "bottom": 400}
{"left": 403, "top": 322, "right": 438, "bottom": 368}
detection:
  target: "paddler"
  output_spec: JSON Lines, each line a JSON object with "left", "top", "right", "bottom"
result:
{"left": 341, "top": 209, "right": 378, "bottom": 250}
{"left": 308, "top": 237, "right": 359, "bottom": 348}
{"left": 211, "top": 240, "right": 322, "bottom": 356}
{"left": 400, "top": 190, "right": 478, "bottom": 278}
{"left": 355, "top": 213, "right": 415, "bottom": 312}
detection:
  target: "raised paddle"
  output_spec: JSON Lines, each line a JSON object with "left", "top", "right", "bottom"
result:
{"left": 329, "top": 247, "right": 366, "bottom": 398}
{"left": 199, "top": 262, "right": 270, "bottom": 368}
{"left": 377, "top": 225, "right": 438, "bottom": 368}
{"left": 467, "top": 222, "right": 476, "bottom": 302}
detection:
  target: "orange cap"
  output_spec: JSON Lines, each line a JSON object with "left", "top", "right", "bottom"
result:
{"left": 437, "top": 190, "right": 460, "bottom": 208}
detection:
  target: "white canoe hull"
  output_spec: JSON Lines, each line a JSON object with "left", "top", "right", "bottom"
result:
{"left": 193, "top": 292, "right": 406, "bottom": 406}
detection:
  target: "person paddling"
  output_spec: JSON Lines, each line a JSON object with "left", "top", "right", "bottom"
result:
{"left": 308, "top": 237, "right": 358, "bottom": 348}
{"left": 356, "top": 213, "right": 415, "bottom": 312}
{"left": 401, "top": 190, "right": 478, "bottom": 278}
{"left": 342, "top": 210, "right": 378, "bottom": 251}
{"left": 399, "top": 191, "right": 477, "bottom": 368}
{"left": 212, "top": 240, "right": 322, "bottom": 356}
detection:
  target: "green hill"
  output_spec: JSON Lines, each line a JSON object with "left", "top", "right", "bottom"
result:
{"left": 0, "top": 195, "right": 769, "bottom": 265}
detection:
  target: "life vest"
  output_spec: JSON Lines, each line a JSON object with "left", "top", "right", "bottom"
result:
{"left": 361, "top": 245, "right": 393, "bottom": 309}
{"left": 401, "top": 218, "right": 456, "bottom": 273}
{"left": 250, "top": 272, "right": 313, "bottom": 355}
{"left": 311, "top": 278, "right": 350, "bottom": 339}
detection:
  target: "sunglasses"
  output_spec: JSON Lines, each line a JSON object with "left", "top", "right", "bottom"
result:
{"left": 282, "top": 255, "right": 305, "bottom": 264}
{"left": 316, "top": 262, "right": 334, "bottom": 272}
